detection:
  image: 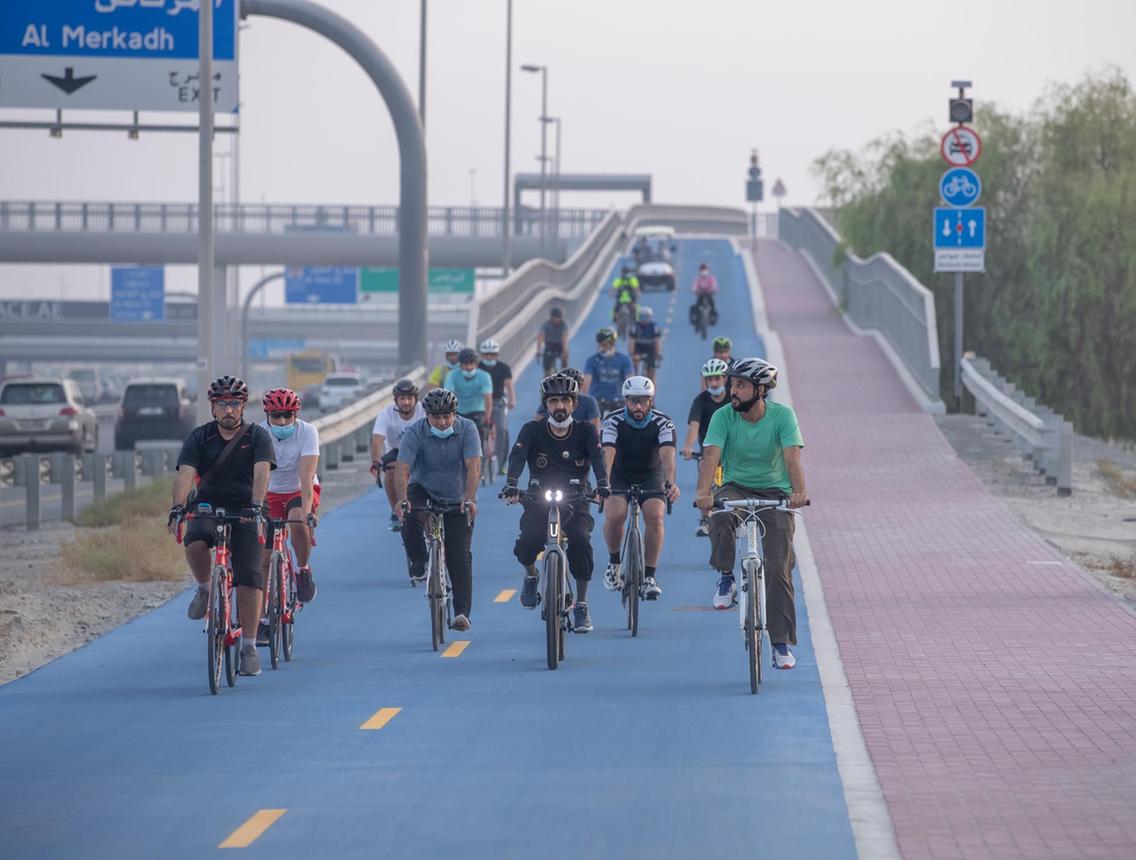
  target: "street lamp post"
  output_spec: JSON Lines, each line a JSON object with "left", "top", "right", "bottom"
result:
{"left": 548, "top": 116, "right": 561, "bottom": 242}
{"left": 501, "top": 0, "right": 513, "bottom": 275}
{"left": 520, "top": 64, "right": 547, "bottom": 248}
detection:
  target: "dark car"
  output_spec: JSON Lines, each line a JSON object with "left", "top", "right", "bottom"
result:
{"left": 114, "top": 378, "right": 195, "bottom": 450}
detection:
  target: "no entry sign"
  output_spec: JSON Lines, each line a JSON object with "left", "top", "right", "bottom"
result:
{"left": 940, "top": 127, "right": 982, "bottom": 167}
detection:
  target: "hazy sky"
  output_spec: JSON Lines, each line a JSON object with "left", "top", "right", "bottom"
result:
{"left": 3, "top": 0, "right": 1135, "bottom": 300}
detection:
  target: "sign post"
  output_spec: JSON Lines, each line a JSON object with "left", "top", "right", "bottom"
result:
{"left": 110, "top": 266, "right": 165, "bottom": 321}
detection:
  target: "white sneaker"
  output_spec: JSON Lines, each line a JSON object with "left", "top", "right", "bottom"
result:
{"left": 772, "top": 643, "right": 796, "bottom": 670}
{"left": 602, "top": 562, "right": 622, "bottom": 591}
{"left": 695, "top": 518, "right": 709, "bottom": 537}
{"left": 713, "top": 575, "right": 736, "bottom": 609}
{"left": 643, "top": 577, "right": 662, "bottom": 600}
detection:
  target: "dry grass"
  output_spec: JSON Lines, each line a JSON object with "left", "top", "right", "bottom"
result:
{"left": 1095, "top": 459, "right": 1136, "bottom": 498}
{"left": 56, "top": 515, "right": 185, "bottom": 584}
{"left": 76, "top": 476, "right": 174, "bottom": 527}
{"left": 1102, "top": 554, "right": 1136, "bottom": 580}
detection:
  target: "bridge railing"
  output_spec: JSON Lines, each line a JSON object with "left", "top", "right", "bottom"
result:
{"left": 779, "top": 207, "right": 943, "bottom": 409}
{"left": 962, "top": 356, "right": 1073, "bottom": 495}
{"left": 469, "top": 203, "right": 749, "bottom": 369}
{"left": 0, "top": 200, "right": 607, "bottom": 239}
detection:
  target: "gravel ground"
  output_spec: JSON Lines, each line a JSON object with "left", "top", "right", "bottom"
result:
{"left": 0, "top": 457, "right": 379, "bottom": 685}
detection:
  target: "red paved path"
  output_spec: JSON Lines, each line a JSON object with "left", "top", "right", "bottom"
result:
{"left": 756, "top": 239, "right": 1136, "bottom": 860}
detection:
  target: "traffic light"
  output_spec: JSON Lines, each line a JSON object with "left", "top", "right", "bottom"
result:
{"left": 949, "top": 97, "right": 973, "bottom": 124}
{"left": 746, "top": 151, "right": 763, "bottom": 202}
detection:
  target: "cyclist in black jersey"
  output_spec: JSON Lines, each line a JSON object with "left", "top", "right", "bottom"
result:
{"left": 681, "top": 358, "right": 731, "bottom": 536}
{"left": 628, "top": 305, "right": 663, "bottom": 384}
{"left": 503, "top": 375, "right": 610, "bottom": 633}
{"left": 599, "top": 376, "right": 679, "bottom": 600}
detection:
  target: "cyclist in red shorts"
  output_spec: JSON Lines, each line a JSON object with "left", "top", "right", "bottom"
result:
{"left": 260, "top": 388, "right": 320, "bottom": 605}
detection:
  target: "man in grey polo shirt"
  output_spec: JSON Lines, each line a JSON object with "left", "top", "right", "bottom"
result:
{"left": 393, "top": 387, "right": 482, "bottom": 631}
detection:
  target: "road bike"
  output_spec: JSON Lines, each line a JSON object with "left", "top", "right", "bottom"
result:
{"left": 487, "top": 395, "right": 510, "bottom": 479}
{"left": 693, "top": 296, "right": 712, "bottom": 339}
{"left": 502, "top": 479, "right": 599, "bottom": 670}
{"left": 613, "top": 302, "right": 634, "bottom": 342}
{"left": 687, "top": 451, "right": 722, "bottom": 536}
{"left": 405, "top": 498, "right": 468, "bottom": 651}
{"left": 178, "top": 505, "right": 264, "bottom": 695}
{"left": 710, "top": 498, "right": 801, "bottom": 694}
{"left": 615, "top": 484, "right": 671, "bottom": 638}
{"left": 265, "top": 514, "right": 315, "bottom": 667}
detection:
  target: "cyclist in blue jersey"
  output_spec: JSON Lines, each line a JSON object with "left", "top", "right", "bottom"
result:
{"left": 628, "top": 305, "right": 663, "bottom": 384}
{"left": 445, "top": 347, "right": 494, "bottom": 456}
{"left": 583, "top": 327, "right": 633, "bottom": 417}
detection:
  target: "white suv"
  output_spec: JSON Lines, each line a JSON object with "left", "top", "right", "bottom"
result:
{"left": 318, "top": 373, "right": 365, "bottom": 412}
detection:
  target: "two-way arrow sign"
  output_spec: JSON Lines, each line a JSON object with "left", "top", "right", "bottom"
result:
{"left": 41, "top": 67, "right": 97, "bottom": 95}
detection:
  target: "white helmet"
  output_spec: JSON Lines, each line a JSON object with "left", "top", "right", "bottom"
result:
{"left": 701, "top": 358, "right": 729, "bottom": 378}
{"left": 478, "top": 338, "right": 500, "bottom": 354}
{"left": 622, "top": 376, "right": 655, "bottom": 399}
{"left": 638, "top": 305, "right": 653, "bottom": 318}
{"left": 443, "top": 339, "right": 463, "bottom": 354}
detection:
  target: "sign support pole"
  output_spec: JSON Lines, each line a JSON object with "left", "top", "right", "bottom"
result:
{"left": 197, "top": 0, "right": 216, "bottom": 420}
{"left": 954, "top": 271, "right": 963, "bottom": 412}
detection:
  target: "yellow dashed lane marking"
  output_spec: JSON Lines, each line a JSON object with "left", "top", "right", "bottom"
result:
{"left": 494, "top": 589, "right": 516, "bottom": 603}
{"left": 442, "top": 640, "right": 470, "bottom": 658}
{"left": 219, "top": 809, "right": 287, "bottom": 848}
{"left": 360, "top": 707, "right": 401, "bottom": 730}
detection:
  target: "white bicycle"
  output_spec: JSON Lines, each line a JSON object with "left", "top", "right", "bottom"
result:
{"left": 712, "top": 498, "right": 802, "bottom": 694}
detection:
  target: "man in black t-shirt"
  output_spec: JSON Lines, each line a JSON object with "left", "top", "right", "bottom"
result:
{"left": 535, "top": 307, "right": 569, "bottom": 373}
{"left": 168, "top": 375, "right": 276, "bottom": 677}
{"left": 628, "top": 305, "right": 663, "bottom": 384}
{"left": 478, "top": 337, "right": 515, "bottom": 475}
{"left": 503, "top": 374, "right": 609, "bottom": 633}
{"left": 681, "top": 358, "right": 731, "bottom": 536}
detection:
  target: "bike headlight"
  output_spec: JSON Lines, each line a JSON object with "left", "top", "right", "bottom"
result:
{"left": 544, "top": 490, "right": 553, "bottom": 501}
{"left": 554, "top": 490, "right": 563, "bottom": 502}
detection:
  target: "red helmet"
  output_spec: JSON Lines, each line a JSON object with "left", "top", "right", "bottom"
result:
{"left": 262, "top": 387, "right": 301, "bottom": 413}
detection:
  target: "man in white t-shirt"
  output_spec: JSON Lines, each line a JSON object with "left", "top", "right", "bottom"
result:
{"left": 260, "top": 388, "right": 320, "bottom": 608}
{"left": 370, "top": 378, "right": 427, "bottom": 530}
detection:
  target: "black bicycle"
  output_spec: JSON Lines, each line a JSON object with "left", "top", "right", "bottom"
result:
{"left": 404, "top": 498, "right": 469, "bottom": 651}
{"left": 502, "top": 479, "right": 600, "bottom": 670}
{"left": 614, "top": 484, "right": 671, "bottom": 638}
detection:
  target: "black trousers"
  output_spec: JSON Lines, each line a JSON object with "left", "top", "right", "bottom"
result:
{"left": 401, "top": 483, "right": 474, "bottom": 618}
{"left": 513, "top": 502, "right": 595, "bottom": 582}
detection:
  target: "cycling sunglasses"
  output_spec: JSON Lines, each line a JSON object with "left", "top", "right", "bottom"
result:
{"left": 267, "top": 410, "right": 296, "bottom": 420}
{"left": 213, "top": 399, "right": 244, "bottom": 410}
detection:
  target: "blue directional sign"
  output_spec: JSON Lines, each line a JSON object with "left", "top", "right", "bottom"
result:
{"left": 934, "top": 207, "right": 985, "bottom": 248}
{"left": 939, "top": 168, "right": 982, "bottom": 207}
{"left": 248, "top": 338, "right": 306, "bottom": 360}
{"left": 285, "top": 267, "right": 358, "bottom": 305}
{"left": 0, "top": 0, "right": 239, "bottom": 112}
{"left": 110, "top": 266, "right": 165, "bottom": 322}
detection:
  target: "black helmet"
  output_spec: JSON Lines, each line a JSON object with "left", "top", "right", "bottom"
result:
{"left": 596, "top": 327, "right": 617, "bottom": 344}
{"left": 558, "top": 367, "right": 584, "bottom": 385}
{"left": 550, "top": 306, "right": 563, "bottom": 319}
{"left": 726, "top": 357, "right": 778, "bottom": 390}
{"left": 621, "top": 265, "right": 631, "bottom": 275}
{"left": 457, "top": 347, "right": 478, "bottom": 364}
{"left": 540, "top": 374, "right": 579, "bottom": 401}
{"left": 392, "top": 378, "right": 419, "bottom": 399}
{"left": 207, "top": 375, "right": 249, "bottom": 403}
{"left": 422, "top": 388, "right": 458, "bottom": 415}
{"left": 712, "top": 336, "right": 732, "bottom": 352}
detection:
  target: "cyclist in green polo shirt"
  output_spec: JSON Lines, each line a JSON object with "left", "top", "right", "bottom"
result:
{"left": 694, "top": 357, "right": 809, "bottom": 671}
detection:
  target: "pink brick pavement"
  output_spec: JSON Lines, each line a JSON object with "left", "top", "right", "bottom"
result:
{"left": 756, "top": 239, "right": 1136, "bottom": 860}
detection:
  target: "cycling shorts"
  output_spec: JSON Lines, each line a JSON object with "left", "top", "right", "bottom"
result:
{"left": 266, "top": 485, "right": 321, "bottom": 521}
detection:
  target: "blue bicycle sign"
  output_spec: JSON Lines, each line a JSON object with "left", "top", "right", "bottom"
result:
{"left": 939, "top": 167, "right": 982, "bottom": 207}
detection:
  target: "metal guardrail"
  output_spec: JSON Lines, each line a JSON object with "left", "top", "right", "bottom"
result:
{"left": 0, "top": 200, "right": 607, "bottom": 239}
{"left": 962, "top": 356, "right": 1073, "bottom": 496}
{"left": 779, "top": 207, "right": 943, "bottom": 409}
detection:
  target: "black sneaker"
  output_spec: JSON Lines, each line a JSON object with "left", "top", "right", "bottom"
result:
{"left": 388, "top": 515, "right": 401, "bottom": 532}
{"left": 520, "top": 566, "right": 540, "bottom": 609}
{"left": 408, "top": 560, "right": 427, "bottom": 584}
{"left": 256, "top": 620, "right": 270, "bottom": 647}
{"left": 572, "top": 602, "right": 593, "bottom": 633}
{"left": 296, "top": 567, "right": 317, "bottom": 603}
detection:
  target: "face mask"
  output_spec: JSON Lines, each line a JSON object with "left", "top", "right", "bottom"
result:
{"left": 429, "top": 424, "right": 456, "bottom": 439}
{"left": 481, "top": 359, "right": 497, "bottom": 368}
{"left": 462, "top": 370, "right": 477, "bottom": 380}
{"left": 446, "top": 360, "right": 458, "bottom": 370}
{"left": 548, "top": 414, "right": 574, "bottom": 429}
{"left": 269, "top": 423, "right": 297, "bottom": 440}
{"left": 624, "top": 408, "right": 651, "bottom": 430}
{"left": 600, "top": 348, "right": 615, "bottom": 358}
{"left": 708, "top": 385, "right": 726, "bottom": 397}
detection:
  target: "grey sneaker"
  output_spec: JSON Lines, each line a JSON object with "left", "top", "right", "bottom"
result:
{"left": 520, "top": 566, "right": 540, "bottom": 609}
{"left": 572, "top": 602, "right": 593, "bottom": 633}
{"left": 239, "top": 645, "right": 261, "bottom": 676}
{"left": 452, "top": 614, "right": 471, "bottom": 632}
{"left": 187, "top": 585, "right": 209, "bottom": 620}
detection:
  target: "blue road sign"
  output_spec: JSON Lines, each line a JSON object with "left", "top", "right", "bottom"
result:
{"left": 934, "top": 207, "right": 985, "bottom": 248}
{"left": 285, "top": 266, "right": 358, "bottom": 305}
{"left": 939, "top": 168, "right": 982, "bottom": 207}
{"left": 110, "top": 266, "right": 164, "bottom": 321}
{"left": 248, "top": 338, "right": 305, "bottom": 360}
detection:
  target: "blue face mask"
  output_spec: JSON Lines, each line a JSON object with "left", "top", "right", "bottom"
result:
{"left": 269, "top": 423, "right": 297, "bottom": 440}
{"left": 624, "top": 408, "right": 652, "bottom": 430}
{"left": 708, "top": 385, "right": 726, "bottom": 397}
{"left": 446, "top": 360, "right": 458, "bottom": 370}
{"left": 462, "top": 370, "right": 477, "bottom": 380}
{"left": 481, "top": 360, "right": 497, "bottom": 368}
{"left": 429, "top": 424, "right": 456, "bottom": 439}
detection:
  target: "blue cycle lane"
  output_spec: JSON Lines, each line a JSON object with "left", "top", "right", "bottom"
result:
{"left": 0, "top": 238, "right": 855, "bottom": 858}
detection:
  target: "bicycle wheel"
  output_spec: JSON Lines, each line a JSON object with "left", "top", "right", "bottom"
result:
{"left": 429, "top": 543, "right": 444, "bottom": 652}
{"left": 625, "top": 525, "right": 642, "bottom": 638}
{"left": 267, "top": 551, "right": 283, "bottom": 670}
{"left": 544, "top": 552, "right": 561, "bottom": 670}
{"left": 282, "top": 558, "right": 296, "bottom": 662}
{"left": 744, "top": 560, "right": 761, "bottom": 693}
{"left": 207, "top": 571, "right": 223, "bottom": 695}
{"left": 224, "top": 572, "right": 238, "bottom": 687}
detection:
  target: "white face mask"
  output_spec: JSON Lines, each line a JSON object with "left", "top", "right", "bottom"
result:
{"left": 548, "top": 414, "right": 574, "bottom": 430}
{"left": 708, "top": 385, "right": 726, "bottom": 397}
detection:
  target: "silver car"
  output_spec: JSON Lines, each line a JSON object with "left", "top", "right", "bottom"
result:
{"left": 0, "top": 377, "right": 98, "bottom": 456}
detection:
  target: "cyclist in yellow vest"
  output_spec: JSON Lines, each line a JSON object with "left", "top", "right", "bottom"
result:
{"left": 611, "top": 265, "right": 640, "bottom": 324}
